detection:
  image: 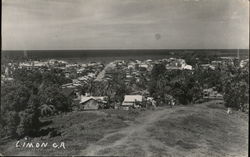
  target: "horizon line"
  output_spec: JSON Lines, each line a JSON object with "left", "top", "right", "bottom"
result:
{"left": 1, "top": 48, "right": 249, "bottom": 51}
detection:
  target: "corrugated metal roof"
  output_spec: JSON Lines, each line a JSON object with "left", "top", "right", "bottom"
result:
{"left": 80, "top": 96, "right": 105, "bottom": 104}
{"left": 123, "top": 95, "right": 143, "bottom": 102}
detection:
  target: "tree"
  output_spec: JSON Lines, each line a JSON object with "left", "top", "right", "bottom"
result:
{"left": 149, "top": 64, "right": 203, "bottom": 105}
{"left": 223, "top": 67, "right": 249, "bottom": 112}
{"left": 149, "top": 64, "right": 167, "bottom": 99}
{"left": 16, "top": 95, "right": 41, "bottom": 137}
{"left": 38, "top": 85, "right": 71, "bottom": 112}
{"left": 151, "top": 63, "right": 166, "bottom": 80}
{"left": 1, "top": 67, "right": 73, "bottom": 138}
{"left": 1, "top": 81, "right": 30, "bottom": 112}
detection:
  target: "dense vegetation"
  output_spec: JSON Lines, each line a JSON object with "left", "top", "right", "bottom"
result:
{"left": 222, "top": 63, "right": 249, "bottom": 112}
{"left": 0, "top": 68, "right": 72, "bottom": 138}
{"left": 148, "top": 61, "right": 249, "bottom": 110}
{"left": 149, "top": 63, "right": 203, "bottom": 105}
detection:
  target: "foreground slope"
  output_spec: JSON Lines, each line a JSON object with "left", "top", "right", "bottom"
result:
{"left": 80, "top": 101, "right": 248, "bottom": 157}
{"left": 0, "top": 101, "right": 248, "bottom": 156}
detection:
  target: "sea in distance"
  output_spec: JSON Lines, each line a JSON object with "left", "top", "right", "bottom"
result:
{"left": 1, "top": 49, "right": 249, "bottom": 64}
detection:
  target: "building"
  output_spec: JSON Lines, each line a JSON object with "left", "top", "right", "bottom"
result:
{"left": 211, "top": 61, "right": 222, "bottom": 68}
{"left": 164, "top": 58, "right": 192, "bottom": 70}
{"left": 122, "top": 95, "right": 144, "bottom": 110}
{"left": 240, "top": 59, "right": 249, "bottom": 68}
{"left": 33, "top": 61, "right": 48, "bottom": 67}
{"left": 139, "top": 63, "right": 149, "bottom": 69}
{"left": 219, "top": 57, "right": 235, "bottom": 66}
{"left": 19, "top": 62, "right": 33, "bottom": 69}
{"left": 79, "top": 96, "right": 106, "bottom": 110}
{"left": 203, "top": 88, "right": 223, "bottom": 100}
{"left": 183, "top": 65, "right": 193, "bottom": 70}
{"left": 200, "top": 64, "right": 216, "bottom": 70}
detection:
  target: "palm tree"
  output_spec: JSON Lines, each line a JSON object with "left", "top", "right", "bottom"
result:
{"left": 39, "top": 104, "right": 55, "bottom": 117}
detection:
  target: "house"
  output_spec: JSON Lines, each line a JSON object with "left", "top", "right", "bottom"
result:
{"left": 79, "top": 96, "right": 106, "bottom": 110}
{"left": 33, "top": 61, "right": 48, "bottom": 67}
{"left": 66, "top": 64, "right": 79, "bottom": 68}
{"left": 240, "top": 59, "right": 249, "bottom": 68}
{"left": 139, "top": 64, "right": 149, "bottom": 69}
{"left": 203, "top": 88, "right": 223, "bottom": 100}
{"left": 146, "top": 59, "right": 153, "bottom": 63}
{"left": 122, "top": 95, "right": 144, "bottom": 110}
{"left": 200, "top": 64, "right": 216, "bottom": 70}
{"left": 19, "top": 62, "right": 33, "bottom": 69}
{"left": 183, "top": 65, "right": 193, "bottom": 70}
{"left": 219, "top": 57, "right": 235, "bottom": 66}
{"left": 211, "top": 61, "right": 222, "bottom": 68}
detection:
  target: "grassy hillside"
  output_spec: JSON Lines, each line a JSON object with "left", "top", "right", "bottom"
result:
{"left": 0, "top": 101, "right": 248, "bottom": 156}
{"left": 0, "top": 109, "right": 142, "bottom": 156}
{"left": 148, "top": 102, "right": 248, "bottom": 157}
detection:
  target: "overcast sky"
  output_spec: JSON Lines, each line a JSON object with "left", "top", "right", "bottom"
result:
{"left": 2, "top": 0, "right": 249, "bottom": 50}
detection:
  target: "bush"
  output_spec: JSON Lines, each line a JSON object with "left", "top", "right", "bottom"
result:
{"left": 16, "top": 107, "right": 40, "bottom": 137}
{"left": 223, "top": 67, "right": 249, "bottom": 111}
{"left": 2, "top": 111, "right": 20, "bottom": 138}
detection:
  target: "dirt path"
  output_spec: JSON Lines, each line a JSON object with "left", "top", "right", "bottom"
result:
{"left": 80, "top": 107, "right": 176, "bottom": 156}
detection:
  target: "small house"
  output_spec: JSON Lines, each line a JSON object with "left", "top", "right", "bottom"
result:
{"left": 203, "top": 88, "right": 223, "bottom": 100}
{"left": 200, "top": 64, "right": 216, "bottom": 70}
{"left": 122, "top": 95, "right": 143, "bottom": 110}
{"left": 79, "top": 96, "right": 106, "bottom": 110}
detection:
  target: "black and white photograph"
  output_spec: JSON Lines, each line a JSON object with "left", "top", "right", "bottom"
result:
{"left": 1, "top": 0, "right": 249, "bottom": 156}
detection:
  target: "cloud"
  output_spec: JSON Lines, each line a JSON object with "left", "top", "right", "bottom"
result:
{"left": 2, "top": 0, "right": 249, "bottom": 50}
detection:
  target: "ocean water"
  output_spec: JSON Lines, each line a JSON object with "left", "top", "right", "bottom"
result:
{"left": 1, "top": 49, "right": 249, "bottom": 64}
